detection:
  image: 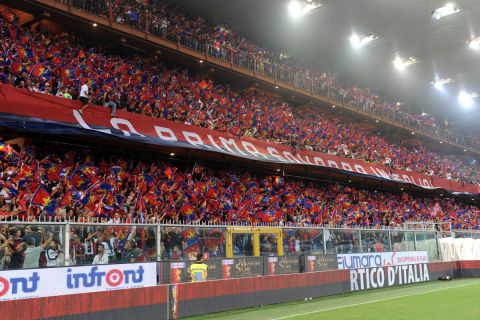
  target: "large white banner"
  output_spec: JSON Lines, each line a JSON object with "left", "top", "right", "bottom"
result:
{"left": 349, "top": 264, "right": 430, "bottom": 291}
{"left": 0, "top": 263, "right": 157, "bottom": 301}
{"left": 337, "top": 251, "right": 429, "bottom": 270}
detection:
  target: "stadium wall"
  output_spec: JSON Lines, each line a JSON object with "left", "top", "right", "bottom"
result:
{"left": 2, "top": 261, "right": 480, "bottom": 319}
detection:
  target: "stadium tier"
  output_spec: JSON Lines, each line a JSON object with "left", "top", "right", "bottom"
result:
{"left": 0, "top": 7, "right": 479, "bottom": 186}
{"left": 0, "top": 138, "right": 476, "bottom": 228}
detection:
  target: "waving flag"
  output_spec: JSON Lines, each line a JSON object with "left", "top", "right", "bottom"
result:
{"left": 206, "top": 187, "right": 218, "bottom": 199}
{"left": 31, "top": 186, "right": 52, "bottom": 207}
{"left": 143, "top": 192, "right": 157, "bottom": 207}
{"left": 70, "top": 173, "right": 90, "bottom": 190}
{"left": 30, "top": 63, "right": 47, "bottom": 77}
{"left": 165, "top": 167, "right": 174, "bottom": 180}
{"left": 180, "top": 202, "right": 195, "bottom": 221}
{"left": 61, "top": 190, "right": 75, "bottom": 206}
{"left": 76, "top": 165, "right": 98, "bottom": 178}
{"left": 98, "top": 182, "right": 113, "bottom": 193}
{"left": 62, "top": 68, "right": 75, "bottom": 80}
{"left": 20, "top": 163, "right": 34, "bottom": 178}
{"left": 182, "top": 228, "right": 200, "bottom": 254}
{"left": 47, "top": 165, "right": 61, "bottom": 180}
{"left": 8, "top": 186, "right": 18, "bottom": 197}
{"left": 0, "top": 143, "right": 18, "bottom": 162}
{"left": 203, "top": 229, "right": 225, "bottom": 248}
{"left": 16, "top": 46, "right": 27, "bottom": 59}
{"left": 45, "top": 199, "right": 56, "bottom": 216}
{"left": 11, "top": 61, "right": 23, "bottom": 74}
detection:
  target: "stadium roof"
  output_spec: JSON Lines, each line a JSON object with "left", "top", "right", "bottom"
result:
{"left": 167, "top": 0, "right": 480, "bottom": 129}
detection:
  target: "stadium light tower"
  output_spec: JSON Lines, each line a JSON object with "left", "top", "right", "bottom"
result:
{"left": 288, "top": 0, "right": 321, "bottom": 19}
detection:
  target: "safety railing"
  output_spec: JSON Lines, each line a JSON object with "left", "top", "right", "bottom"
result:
{"left": 0, "top": 219, "right": 455, "bottom": 272}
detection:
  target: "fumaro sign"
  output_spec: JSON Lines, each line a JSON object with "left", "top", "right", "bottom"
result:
{"left": 0, "top": 85, "right": 478, "bottom": 194}
{"left": 349, "top": 264, "right": 430, "bottom": 291}
{"left": 337, "top": 251, "right": 429, "bottom": 270}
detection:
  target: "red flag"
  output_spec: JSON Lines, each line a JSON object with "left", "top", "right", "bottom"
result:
{"left": 16, "top": 46, "right": 27, "bottom": 59}
{"left": 47, "top": 165, "right": 61, "bottom": 181}
{"left": 165, "top": 167, "right": 173, "bottom": 180}
{"left": 61, "top": 190, "right": 75, "bottom": 206}
{"left": 31, "top": 186, "right": 52, "bottom": 207}
{"left": 70, "top": 173, "right": 89, "bottom": 190}
{"left": 30, "top": 63, "right": 47, "bottom": 77}
{"left": 20, "top": 163, "right": 33, "bottom": 178}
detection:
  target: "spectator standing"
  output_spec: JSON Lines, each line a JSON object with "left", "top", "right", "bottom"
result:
{"left": 101, "top": 87, "right": 117, "bottom": 116}
{"left": 92, "top": 243, "right": 109, "bottom": 265}
{"left": 78, "top": 80, "right": 90, "bottom": 114}
{"left": 121, "top": 240, "right": 142, "bottom": 263}
{"left": 188, "top": 253, "right": 208, "bottom": 282}
{"left": 23, "top": 233, "right": 54, "bottom": 269}
{"left": 70, "top": 234, "right": 86, "bottom": 265}
{"left": 45, "top": 239, "right": 62, "bottom": 267}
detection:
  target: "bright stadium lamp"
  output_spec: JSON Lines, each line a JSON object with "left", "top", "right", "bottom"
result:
{"left": 288, "top": 0, "right": 321, "bottom": 19}
{"left": 469, "top": 37, "right": 480, "bottom": 50}
{"left": 458, "top": 91, "right": 477, "bottom": 109}
{"left": 432, "top": 3, "right": 460, "bottom": 20}
{"left": 393, "top": 56, "right": 417, "bottom": 71}
{"left": 350, "top": 33, "right": 377, "bottom": 48}
{"left": 288, "top": 1, "right": 302, "bottom": 18}
{"left": 431, "top": 78, "right": 452, "bottom": 90}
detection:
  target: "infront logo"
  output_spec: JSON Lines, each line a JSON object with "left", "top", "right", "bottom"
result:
{"left": 66, "top": 266, "right": 145, "bottom": 289}
{"left": 0, "top": 273, "right": 40, "bottom": 297}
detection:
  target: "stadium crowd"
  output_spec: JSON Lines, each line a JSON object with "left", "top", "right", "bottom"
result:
{"left": 67, "top": 0, "right": 478, "bottom": 147}
{"left": 0, "top": 138, "right": 477, "bottom": 230}
{"left": 0, "top": 9, "right": 479, "bottom": 185}
{"left": 0, "top": 136, "right": 474, "bottom": 269}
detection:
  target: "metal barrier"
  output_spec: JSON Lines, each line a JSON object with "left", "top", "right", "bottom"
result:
{"left": 0, "top": 220, "right": 451, "bottom": 272}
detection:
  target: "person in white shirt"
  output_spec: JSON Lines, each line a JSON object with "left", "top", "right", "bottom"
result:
{"left": 78, "top": 80, "right": 90, "bottom": 114}
{"left": 45, "top": 239, "right": 61, "bottom": 267}
{"left": 92, "top": 243, "right": 109, "bottom": 265}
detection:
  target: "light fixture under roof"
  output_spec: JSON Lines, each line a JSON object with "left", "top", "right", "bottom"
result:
{"left": 431, "top": 78, "right": 453, "bottom": 90}
{"left": 350, "top": 33, "right": 377, "bottom": 48}
{"left": 469, "top": 37, "right": 480, "bottom": 49}
{"left": 432, "top": 3, "right": 460, "bottom": 20}
{"left": 393, "top": 56, "right": 418, "bottom": 71}
{"left": 458, "top": 91, "right": 478, "bottom": 109}
{"left": 288, "top": 0, "right": 321, "bottom": 19}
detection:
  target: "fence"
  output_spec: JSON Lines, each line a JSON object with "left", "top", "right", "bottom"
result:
{"left": 44, "top": 0, "right": 480, "bottom": 153}
{"left": 0, "top": 220, "right": 454, "bottom": 273}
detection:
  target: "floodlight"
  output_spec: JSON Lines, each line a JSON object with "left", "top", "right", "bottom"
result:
{"left": 350, "top": 33, "right": 377, "bottom": 48}
{"left": 458, "top": 91, "right": 477, "bottom": 109}
{"left": 431, "top": 78, "right": 452, "bottom": 90}
{"left": 432, "top": 3, "right": 460, "bottom": 20}
{"left": 469, "top": 37, "right": 480, "bottom": 49}
{"left": 393, "top": 56, "right": 417, "bottom": 71}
